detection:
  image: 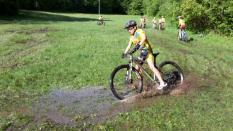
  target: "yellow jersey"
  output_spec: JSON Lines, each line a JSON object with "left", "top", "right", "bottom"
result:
{"left": 129, "top": 29, "right": 153, "bottom": 53}
{"left": 179, "top": 19, "right": 185, "bottom": 26}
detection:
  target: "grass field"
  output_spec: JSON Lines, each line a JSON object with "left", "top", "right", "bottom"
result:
{"left": 0, "top": 10, "right": 233, "bottom": 130}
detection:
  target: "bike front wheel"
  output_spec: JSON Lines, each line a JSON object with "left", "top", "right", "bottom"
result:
{"left": 110, "top": 64, "right": 143, "bottom": 100}
{"left": 158, "top": 61, "right": 184, "bottom": 86}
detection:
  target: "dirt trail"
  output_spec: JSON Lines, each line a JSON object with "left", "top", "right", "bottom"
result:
{"left": 32, "top": 74, "right": 207, "bottom": 127}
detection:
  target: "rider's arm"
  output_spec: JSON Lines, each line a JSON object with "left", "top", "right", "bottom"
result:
{"left": 138, "top": 32, "right": 146, "bottom": 47}
{"left": 129, "top": 44, "right": 140, "bottom": 54}
{"left": 124, "top": 41, "right": 132, "bottom": 54}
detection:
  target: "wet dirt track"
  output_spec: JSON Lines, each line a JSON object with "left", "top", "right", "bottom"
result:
{"left": 32, "top": 74, "right": 207, "bottom": 127}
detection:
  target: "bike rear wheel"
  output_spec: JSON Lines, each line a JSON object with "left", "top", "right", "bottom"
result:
{"left": 158, "top": 61, "right": 184, "bottom": 87}
{"left": 180, "top": 30, "right": 188, "bottom": 42}
{"left": 110, "top": 64, "right": 143, "bottom": 100}
{"left": 182, "top": 31, "right": 188, "bottom": 42}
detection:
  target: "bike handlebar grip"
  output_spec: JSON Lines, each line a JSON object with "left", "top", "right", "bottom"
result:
{"left": 122, "top": 53, "right": 129, "bottom": 58}
{"left": 131, "top": 44, "right": 140, "bottom": 54}
{"left": 128, "top": 50, "right": 134, "bottom": 54}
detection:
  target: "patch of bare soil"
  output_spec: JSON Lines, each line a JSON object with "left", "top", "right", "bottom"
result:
{"left": 5, "top": 27, "right": 58, "bottom": 35}
{"left": 169, "top": 74, "right": 201, "bottom": 95}
{"left": 31, "top": 74, "right": 211, "bottom": 127}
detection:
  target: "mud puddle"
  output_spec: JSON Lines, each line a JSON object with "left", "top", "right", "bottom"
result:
{"left": 32, "top": 87, "right": 117, "bottom": 126}
{"left": 32, "top": 74, "right": 208, "bottom": 127}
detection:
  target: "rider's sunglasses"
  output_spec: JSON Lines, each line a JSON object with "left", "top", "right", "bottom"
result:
{"left": 127, "top": 27, "right": 134, "bottom": 31}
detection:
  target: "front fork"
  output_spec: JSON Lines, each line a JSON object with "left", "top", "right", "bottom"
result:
{"left": 125, "top": 57, "right": 133, "bottom": 84}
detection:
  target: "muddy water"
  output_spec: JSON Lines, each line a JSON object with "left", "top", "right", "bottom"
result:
{"left": 33, "top": 87, "right": 118, "bottom": 126}
{"left": 32, "top": 74, "right": 206, "bottom": 127}
{"left": 32, "top": 86, "right": 159, "bottom": 127}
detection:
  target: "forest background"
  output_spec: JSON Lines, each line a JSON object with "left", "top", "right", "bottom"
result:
{"left": 1, "top": 0, "right": 233, "bottom": 36}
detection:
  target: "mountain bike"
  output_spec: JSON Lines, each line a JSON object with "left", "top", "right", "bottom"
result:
{"left": 109, "top": 52, "right": 184, "bottom": 100}
{"left": 97, "top": 20, "right": 105, "bottom": 26}
{"left": 178, "top": 29, "right": 188, "bottom": 42}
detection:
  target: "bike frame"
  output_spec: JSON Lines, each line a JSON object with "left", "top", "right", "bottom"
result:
{"left": 127, "top": 54, "right": 158, "bottom": 84}
{"left": 110, "top": 52, "right": 184, "bottom": 100}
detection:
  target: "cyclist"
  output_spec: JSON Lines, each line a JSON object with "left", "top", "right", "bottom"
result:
{"left": 98, "top": 15, "right": 104, "bottom": 25}
{"left": 122, "top": 20, "right": 167, "bottom": 90}
{"left": 177, "top": 16, "right": 186, "bottom": 40}
{"left": 159, "top": 16, "right": 166, "bottom": 30}
{"left": 152, "top": 17, "right": 158, "bottom": 29}
{"left": 139, "top": 16, "right": 146, "bottom": 28}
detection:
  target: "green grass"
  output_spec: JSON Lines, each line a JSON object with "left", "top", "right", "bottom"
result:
{"left": 0, "top": 10, "right": 233, "bottom": 130}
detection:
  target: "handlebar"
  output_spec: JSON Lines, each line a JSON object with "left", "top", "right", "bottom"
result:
{"left": 122, "top": 53, "right": 143, "bottom": 64}
{"left": 122, "top": 50, "right": 160, "bottom": 64}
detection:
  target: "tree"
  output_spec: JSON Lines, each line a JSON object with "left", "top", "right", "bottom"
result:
{"left": 180, "top": 0, "right": 209, "bottom": 32}
{"left": 127, "top": 0, "right": 143, "bottom": 15}
{"left": 0, "top": 0, "right": 18, "bottom": 16}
